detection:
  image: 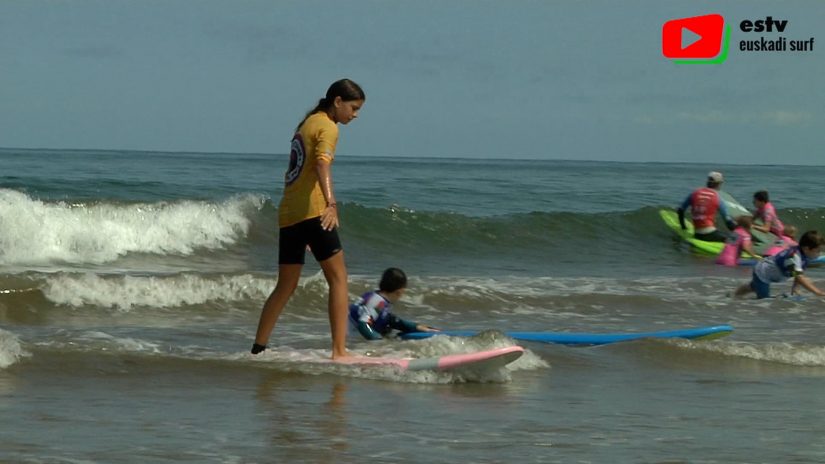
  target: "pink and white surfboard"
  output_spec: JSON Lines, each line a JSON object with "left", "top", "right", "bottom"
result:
{"left": 334, "top": 345, "right": 524, "bottom": 372}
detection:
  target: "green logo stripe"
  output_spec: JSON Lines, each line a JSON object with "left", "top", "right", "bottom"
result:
{"left": 674, "top": 25, "right": 731, "bottom": 64}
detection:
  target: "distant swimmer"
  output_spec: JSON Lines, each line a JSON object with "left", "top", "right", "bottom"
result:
{"left": 677, "top": 171, "right": 735, "bottom": 242}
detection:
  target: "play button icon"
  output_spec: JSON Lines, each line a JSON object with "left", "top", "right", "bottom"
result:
{"left": 681, "top": 27, "right": 703, "bottom": 50}
{"left": 662, "top": 14, "right": 726, "bottom": 60}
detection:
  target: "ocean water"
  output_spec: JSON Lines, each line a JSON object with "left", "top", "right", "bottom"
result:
{"left": 2, "top": 147, "right": 825, "bottom": 463}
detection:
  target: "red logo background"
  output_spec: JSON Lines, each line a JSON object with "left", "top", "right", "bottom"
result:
{"left": 662, "top": 14, "right": 725, "bottom": 59}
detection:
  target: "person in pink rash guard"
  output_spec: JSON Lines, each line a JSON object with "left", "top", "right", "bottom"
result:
{"left": 752, "top": 190, "right": 784, "bottom": 237}
{"left": 716, "top": 216, "right": 760, "bottom": 266}
{"left": 764, "top": 225, "right": 798, "bottom": 257}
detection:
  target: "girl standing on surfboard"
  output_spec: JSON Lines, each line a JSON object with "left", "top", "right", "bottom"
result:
{"left": 251, "top": 79, "right": 365, "bottom": 359}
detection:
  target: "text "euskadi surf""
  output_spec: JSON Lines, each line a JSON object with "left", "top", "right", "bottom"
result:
{"left": 739, "top": 16, "right": 814, "bottom": 52}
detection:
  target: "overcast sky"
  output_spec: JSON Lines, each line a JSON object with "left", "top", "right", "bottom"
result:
{"left": 1, "top": 1, "right": 823, "bottom": 164}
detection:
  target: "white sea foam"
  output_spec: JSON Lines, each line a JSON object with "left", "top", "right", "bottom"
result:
{"left": 33, "top": 330, "right": 169, "bottom": 355}
{"left": 42, "top": 273, "right": 276, "bottom": 310}
{"left": 38, "top": 270, "right": 342, "bottom": 311}
{"left": 239, "top": 341, "right": 545, "bottom": 384}
{"left": 681, "top": 340, "right": 825, "bottom": 367}
{"left": 411, "top": 275, "right": 736, "bottom": 300}
{"left": 0, "top": 189, "right": 264, "bottom": 265}
{"left": 0, "top": 329, "right": 27, "bottom": 368}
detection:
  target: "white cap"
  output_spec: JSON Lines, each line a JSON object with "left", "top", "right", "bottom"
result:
{"left": 708, "top": 171, "right": 724, "bottom": 183}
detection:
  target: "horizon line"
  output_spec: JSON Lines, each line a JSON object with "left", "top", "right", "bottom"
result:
{"left": 1, "top": 146, "right": 822, "bottom": 168}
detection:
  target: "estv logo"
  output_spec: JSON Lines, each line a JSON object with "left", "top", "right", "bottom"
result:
{"left": 662, "top": 14, "right": 731, "bottom": 64}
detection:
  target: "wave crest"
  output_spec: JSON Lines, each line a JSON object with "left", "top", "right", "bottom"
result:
{"left": 0, "top": 189, "right": 265, "bottom": 265}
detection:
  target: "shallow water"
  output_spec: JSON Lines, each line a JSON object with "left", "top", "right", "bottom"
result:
{"left": 3, "top": 149, "right": 825, "bottom": 462}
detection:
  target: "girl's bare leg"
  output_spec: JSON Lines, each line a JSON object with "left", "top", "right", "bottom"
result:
{"left": 319, "top": 251, "right": 350, "bottom": 359}
{"left": 253, "top": 264, "right": 303, "bottom": 348}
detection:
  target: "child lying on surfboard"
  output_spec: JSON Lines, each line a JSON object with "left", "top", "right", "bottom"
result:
{"left": 348, "top": 268, "right": 439, "bottom": 340}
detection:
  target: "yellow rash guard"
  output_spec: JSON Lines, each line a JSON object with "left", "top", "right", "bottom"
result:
{"left": 278, "top": 112, "right": 339, "bottom": 228}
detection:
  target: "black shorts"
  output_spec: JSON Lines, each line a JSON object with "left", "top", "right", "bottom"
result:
{"left": 278, "top": 217, "right": 342, "bottom": 264}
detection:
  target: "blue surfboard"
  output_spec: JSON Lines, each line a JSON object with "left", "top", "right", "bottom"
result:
{"left": 400, "top": 325, "right": 733, "bottom": 346}
{"left": 738, "top": 255, "right": 825, "bottom": 267}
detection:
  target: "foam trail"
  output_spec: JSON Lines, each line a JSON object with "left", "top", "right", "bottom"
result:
{"left": 41, "top": 273, "right": 275, "bottom": 310}
{"left": 0, "top": 329, "right": 26, "bottom": 369}
{"left": 673, "top": 339, "right": 825, "bottom": 367}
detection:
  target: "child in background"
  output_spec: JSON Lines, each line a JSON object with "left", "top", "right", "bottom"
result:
{"left": 764, "top": 224, "right": 798, "bottom": 257}
{"left": 752, "top": 190, "right": 785, "bottom": 237}
{"left": 734, "top": 230, "right": 825, "bottom": 299}
{"left": 783, "top": 225, "right": 799, "bottom": 246}
{"left": 348, "top": 268, "right": 439, "bottom": 340}
{"left": 716, "top": 216, "right": 760, "bottom": 266}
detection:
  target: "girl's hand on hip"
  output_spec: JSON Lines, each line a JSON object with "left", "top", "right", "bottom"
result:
{"left": 321, "top": 205, "right": 339, "bottom": 231}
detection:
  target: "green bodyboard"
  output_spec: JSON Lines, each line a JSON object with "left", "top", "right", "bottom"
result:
{"left": 660, "top": 210, "right": 724, "bottom": 255}
{"left": 660, "top": 209, "right": 780, "bottom": 257}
